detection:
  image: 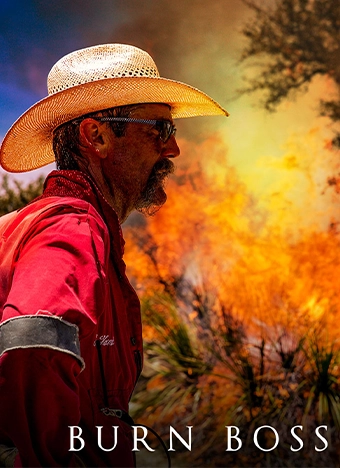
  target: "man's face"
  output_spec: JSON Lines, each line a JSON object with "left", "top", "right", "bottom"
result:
{"left": 102, "top": 104, "right": 180, "bottom": 217}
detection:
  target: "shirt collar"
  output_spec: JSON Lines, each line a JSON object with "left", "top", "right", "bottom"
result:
{"left": 40, "top": 169, "right": 125, "bottom": 255}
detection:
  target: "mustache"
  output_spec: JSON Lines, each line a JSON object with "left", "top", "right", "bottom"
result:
{"left": 149, "top": 157, "right": 175, "bottom": 181}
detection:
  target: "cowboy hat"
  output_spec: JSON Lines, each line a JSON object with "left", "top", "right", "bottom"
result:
{"left": 0, "top": 43, "right": 228, "bottom": 172}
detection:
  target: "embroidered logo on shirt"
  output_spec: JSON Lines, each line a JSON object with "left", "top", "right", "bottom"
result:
{"left": 93, "top": 334, "right": 115, "bottom": 346}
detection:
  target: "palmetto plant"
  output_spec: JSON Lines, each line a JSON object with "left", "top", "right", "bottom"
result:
{"left": 131, "top": 293, "right": 211, "bottom": 426}
{"left": 302, "top": 335, "right": 340, "bottom": 430}
{"left": 131, "top": 292, "right": 340, "bottom": 466}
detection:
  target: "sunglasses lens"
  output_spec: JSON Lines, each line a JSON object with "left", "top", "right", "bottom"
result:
{"left": 159, "top": 122, "right": 176, "bottom": 142}
{"left": 163, "top": 123, "right": 170, "bottom": 142}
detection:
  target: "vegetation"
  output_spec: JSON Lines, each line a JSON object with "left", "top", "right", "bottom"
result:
{"left": 0, "top": 173, "right": 44, "bottom": 216}
{"left": 240, "top": 0, "right": 340, "bottom": 145}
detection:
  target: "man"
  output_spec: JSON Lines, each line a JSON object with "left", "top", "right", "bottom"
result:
{"left": 0, "top": 44, "right": 228, "bottom": 467}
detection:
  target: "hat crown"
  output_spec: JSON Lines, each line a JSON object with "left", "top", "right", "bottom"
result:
{"left": 47, "top": 44, "right": 160, "bottom": 95}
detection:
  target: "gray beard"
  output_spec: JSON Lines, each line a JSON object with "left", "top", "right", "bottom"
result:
{"left": 135, "top": 158, "right": 175, "bottom": 216}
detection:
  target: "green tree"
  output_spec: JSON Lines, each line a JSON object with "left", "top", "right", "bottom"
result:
{"left": 241, "top": 0, "right": 340, "bottom": 143}
{"left": 0, "top": 174, "right": 44, "bottom": 216}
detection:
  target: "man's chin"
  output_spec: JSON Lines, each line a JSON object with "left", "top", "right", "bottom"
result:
{"left": 135, "top": 187, "right": 167, "bottom": 216}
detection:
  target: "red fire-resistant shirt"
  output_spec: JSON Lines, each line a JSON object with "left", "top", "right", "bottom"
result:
{"left": 0, "top": 170, "right": 143, "bottom": 467}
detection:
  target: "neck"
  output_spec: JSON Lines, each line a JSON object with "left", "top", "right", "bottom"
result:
{"left": 77, "top": 160, "right": 133, "bottom": 223}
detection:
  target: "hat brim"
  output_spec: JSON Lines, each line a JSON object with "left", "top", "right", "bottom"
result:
{"left": 0, "top": 76, "right": 228, "bottom": 173}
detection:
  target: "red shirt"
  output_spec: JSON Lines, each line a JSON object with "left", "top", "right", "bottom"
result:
{"left": 0, "top": 170, "right": 142, "bottom": 467}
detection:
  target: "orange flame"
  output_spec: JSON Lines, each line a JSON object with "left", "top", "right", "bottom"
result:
{"left": 124, "top": 131, "right": 340, "bottom": 341}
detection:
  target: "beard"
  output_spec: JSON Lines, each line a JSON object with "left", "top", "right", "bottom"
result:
{"left": 135, "top": 158, "right": 175, "bottom": 216}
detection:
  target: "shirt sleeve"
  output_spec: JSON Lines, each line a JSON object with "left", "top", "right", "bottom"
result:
{"left": 3, "top": 204, "right": 109, "bottom": 331}
{"left": 0, "top": 204, "right": 110, "bottom": 466}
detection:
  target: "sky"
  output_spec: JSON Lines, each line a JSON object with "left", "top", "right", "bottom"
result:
{"left": 0, "top": 0, "right": 339, "bottom": 233}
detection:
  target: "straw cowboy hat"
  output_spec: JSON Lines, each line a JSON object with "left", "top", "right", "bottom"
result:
{"left": 0, "top": 43, "right": 228, "bottom": 172}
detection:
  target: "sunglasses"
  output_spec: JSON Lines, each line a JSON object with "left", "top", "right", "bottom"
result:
{"left": 97, "top": 117, "right": 177, "bottom": 143}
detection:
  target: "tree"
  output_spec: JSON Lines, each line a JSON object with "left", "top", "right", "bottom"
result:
{"left": 240, "top": 0, "right": 340, "bottom": 144}
{"left": 0, "top": 174, "right": 44, "bottom": 216}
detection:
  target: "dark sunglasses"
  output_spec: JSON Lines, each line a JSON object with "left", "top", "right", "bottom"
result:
{"left": 97, "top": 117, "right": 177, "bottom": 143}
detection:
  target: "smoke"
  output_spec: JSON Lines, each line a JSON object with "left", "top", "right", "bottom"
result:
{"left": 104, "top": 0, "right": 248, "bottom": 113}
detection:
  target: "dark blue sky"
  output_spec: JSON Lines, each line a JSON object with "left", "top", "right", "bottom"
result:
{"left": 0, "top": 0, "right": 124, "bottom": 134}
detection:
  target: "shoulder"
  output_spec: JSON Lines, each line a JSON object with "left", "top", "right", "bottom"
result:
{"left": 0, "top": 196, "right": 110, "bottom": 251}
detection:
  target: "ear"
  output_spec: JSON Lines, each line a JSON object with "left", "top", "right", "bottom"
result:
{"left": 79, "top": 118, "right": 111, "bottom": 159}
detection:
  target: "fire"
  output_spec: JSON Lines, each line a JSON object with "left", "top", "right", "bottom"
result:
{"left": 125, "top": 131, "right": 340, "bottom": 336}
{"left": 124, "top": 130, "right": 340, "bottom": 466}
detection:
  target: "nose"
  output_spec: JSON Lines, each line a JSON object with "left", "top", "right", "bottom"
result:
{"left": 162, "top": 135, "right": 180, "bottom": 159}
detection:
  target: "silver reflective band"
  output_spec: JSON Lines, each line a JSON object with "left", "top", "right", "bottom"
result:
{"left": 0, "top": 315, "right": 85, "bottom": 370}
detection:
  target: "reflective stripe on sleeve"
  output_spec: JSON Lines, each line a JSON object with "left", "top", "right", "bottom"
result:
{"left": 0, "top": 315, "right": 85, "bottom": 370}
